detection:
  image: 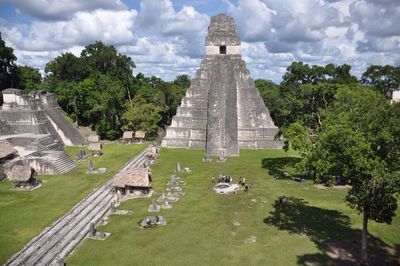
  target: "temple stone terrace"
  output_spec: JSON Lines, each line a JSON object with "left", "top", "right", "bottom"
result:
{"left": 0, "top": 89, "right": 84, "bottom": 175}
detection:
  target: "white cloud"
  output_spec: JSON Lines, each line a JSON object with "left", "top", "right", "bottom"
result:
{"left": 349, "top": 0, "right": 400, "bottom": 54}
{"left": 226, "top": 0, "right": 347, "bottom": 43}
{"left": 350, "top": 0, "right": 400, "bottom": 38}
{"left": 9, "top": 0, "right": 126, "bottom": 20}
{"left": 136, "top": 0, "right": 174, "bottom": 31}
{"left": 162, "top": 6, "right": 208, "bottom": 36}
{"left": 1, "top": 9, "right": 137, "bottom": 51}
{"left": 135, "top": 0, "right": 209, "bottom": 58}
{"left": 118, "top": 36, "right": 202, "bottom": 80}
{"left": 225, "top": 0, "right": 275, "bottom": 42}
{"left": 1, "top": 0, "right": 399, "bottom": 83}
{"left": 223, "top": 0, "right": 399, "bottom": 81}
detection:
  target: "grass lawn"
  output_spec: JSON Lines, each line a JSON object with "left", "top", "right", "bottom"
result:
{"left": 67, "top": 148, "right": 400, "bottom": 266}
{"left": 0, "top": 143, "right": 146, "bottom": 264}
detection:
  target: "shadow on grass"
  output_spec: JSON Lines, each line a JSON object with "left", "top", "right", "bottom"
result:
{"left": 264, "top": 197, "right": 399, "bottom": 266}
{"left": 261, "top": 157, "right": 302, "bottom": 179}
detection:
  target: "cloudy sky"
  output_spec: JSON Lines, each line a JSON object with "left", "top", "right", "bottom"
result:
{"left": 0, "top": 0, "right": 399, "bottom": 82}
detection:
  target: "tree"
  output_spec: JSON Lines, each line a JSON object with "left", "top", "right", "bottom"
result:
{"left": 76, "top": 74, "right": 125, "bottom": 139}
{"left": 255, "top": 79, "right": 284, "bottom": 127}
{"left": 304, "top": 86, "right": 400, "bottom": 264}
{"left": 45, "top": 52, "right": 88, "bottom": 82}
{"left": 121, "top": 99, "right": 165, "bottom": 138}
{"left": 267, "top": 62, "right": 358, "bottom": 150}
{"left": 43, "top": 42, "right": 136, "bottom": 139}
{"left": 80, "top": 41, "right": 135, "bottom": 79}
{"left": 16, "top": 66, "right": 42, "bottom": 91}
{"left": 361, "top": 65, "right": 400, "bottom": 96}
{"left": 0, "top": 32, "right": 18, "bottom": 90}
{"left": 282, "top": 61, "right": 357, "bottom": 85}
{"left": 163, "top": 78, "right": 187, "bottom": 125}
{"left": 173, "top": 74, "right": 191, "bottom": 89}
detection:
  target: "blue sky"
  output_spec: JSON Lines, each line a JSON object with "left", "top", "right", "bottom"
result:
{"left": 0, "top": 0, "right": 399, "bottom": 82}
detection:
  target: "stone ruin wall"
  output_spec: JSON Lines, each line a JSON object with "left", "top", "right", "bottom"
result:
{"left": 0, "top": 89, "right": 81, "bottom": 175}
{"left": 0, "top": 89, "right": 84, "bottom": 146}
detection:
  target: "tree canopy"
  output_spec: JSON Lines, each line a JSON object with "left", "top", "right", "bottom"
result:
{"left": 0, "top": 39, "right": 190, "bottom": 140}
{"left": 0, "top": 33, "right": 18, "bottom": 91}
{"left": 361, "top": 65, "right": 400, "bottom": 96}
{"left": 256, "top": 62, "right": 358, "bottom": 141}
{"left": 42, "top": 42, "right": 189, "bottom": 139}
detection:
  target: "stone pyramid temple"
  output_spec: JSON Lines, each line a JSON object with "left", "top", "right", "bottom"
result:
{"left": 161, "top": 13, "right": 282, "bottom": 157}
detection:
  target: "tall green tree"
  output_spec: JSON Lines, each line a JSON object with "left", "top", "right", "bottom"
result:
{"left": 0, "top": 33, "right": 18, "bottom": 90}
{"left": 173, "top": 74, "right": 191, "bottom": 89}
{"left": 44, "top": 42, "right": 136, "bottom": 139}
{"left": 304, "top": 86, "right": 400, "bottom": 263}
{"left": 255, "top": 79, "right": 284, "bottom": 126}
{"left": 261, "top": 62, "right": 358, "bottom": 149}
{"left": 16, "top": 66, "right": 42, "bottom": 91}
{"left": 80, "top": 41, "right": 135, "bottom": 79}
{"left": 282, "top": 61, "right": 357, "bottom": 85}
{"left": 45, "top": 52, "right": 88, "bottom": 82}
{"left": 361, "top": 65, "right": 400, "bottom": 96}
{"left": 163, "top": 76, "right": 188, "bottom": 125}
{"left": 74, "top": 74, "right": 125, "bottom": 139}
{"left": 121, "top": 99, "right": 166, "bottom": 138}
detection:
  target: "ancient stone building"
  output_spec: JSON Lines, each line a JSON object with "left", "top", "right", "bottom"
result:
{"left": 0, "top": 89, "right": 84, "bottom": 174}
{"left": 1, "top": 89, "right": 83, "bottom": 145}
{"left": 161, "top": 13, "right": 282, "bottom": 156}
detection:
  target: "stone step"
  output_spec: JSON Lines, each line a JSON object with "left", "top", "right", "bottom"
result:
{"left": 23, "top": 190, "right": 113, "bottom": 265}
{"left": 46, "top": 142, "right": 63, "bottom": 151}
{"left": 50, "top": 193, "right": 114, "bottom": 264}
{"left": 7, "top": 179, "right": 114, "bottom": 265}
{"left": 48, "top": 152, "right": 77, "bottom": 174}
{"left": 0, "top": 139, "right": 12, "bottom": 145}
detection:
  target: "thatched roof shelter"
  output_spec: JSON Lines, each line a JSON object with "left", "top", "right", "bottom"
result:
{"left": 9, "top": 165, "right": 32, "bottom": 182}
{"left": 134, "top": 131, "right": 146, "bottom": 139}
{"left": 0, "top": 143, "right": 17, "bottom": 159}
{"left": 88, "top": 143, "right": 102, "bottom": 151}
{"left": 123, "top": 131, "right": 134, "bottom": 139}
{"left": 112, "top": 167, "right": 151, "bottom": 188}
{"left": 88, "top": 135, "right": 100, "bottom": 142}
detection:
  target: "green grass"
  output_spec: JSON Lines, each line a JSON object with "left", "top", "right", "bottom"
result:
{"left": 0, "top": 143, "right": 146, "bottom": 264}
{"left": 67, "top": 148, "right": 400, "bottom": 266}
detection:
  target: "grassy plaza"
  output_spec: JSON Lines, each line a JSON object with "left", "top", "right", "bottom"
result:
{"left": 0, "top": 143, "right": 146, "bottom": 264}
{"left": 65, "top": 148, "right": 400, "bottom": 265}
